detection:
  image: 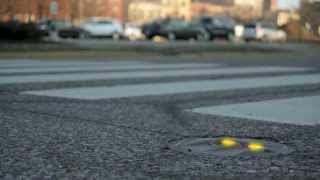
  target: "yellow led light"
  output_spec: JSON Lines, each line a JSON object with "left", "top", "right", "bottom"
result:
{"left": 220, "top": 137, "right": 238, "bottom": 148}
{"left": 248, "top": 142, "right": 265, "bottom": 152}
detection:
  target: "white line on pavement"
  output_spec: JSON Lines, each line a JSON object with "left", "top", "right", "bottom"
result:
{"left": 192, "top": 95, "right": 320, "bottom": 126}
{"left": 0, "top": 60, "right": 148, "bottom": 69}
{"left": 23, "top": 74, "right": 320, "bottom": 100}
{"left": 0, "top": 63, "right": 221, "bottom": 74}
{"left": 0, "top": 67, "right": 309, "bottom": 85}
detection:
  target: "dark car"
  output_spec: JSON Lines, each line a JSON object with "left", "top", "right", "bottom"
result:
{"left": 161, "top": 19, "right": 209, "bottom": 41}
{"left": 142, "top": 18, "right": 209, "bottom": 41}
{"left": 37, "top": 19, "right": 72, "bottom": 36}
{"left": 58, "top": 27, "right": 89, "bottom": 39}
{"left": 141, "top": 18, "right": 171, "bottom": 40}
{"left": 192, "top": 16, "right": 235, "bottom": 40}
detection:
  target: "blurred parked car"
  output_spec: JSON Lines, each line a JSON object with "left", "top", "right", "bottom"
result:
{"left": 191, "top": 16, "right": 236, "bottom": 41}
{"left": 124, "top": 23, "right": 145, "bottom": 41}
{"left": 0, "top": 21, "right": 44, "bottom": 40}
{"left": 81, "top": 17, "right": 123, "bottom": 39}
{"left": 161, "top": 19, "right": 209, "bottom": 41}
{"left": 142, "top": 18, "right": 208, "bottom": 41}
{"left": 58, "top": 27, "right": 89, "bottom": 39}
{"left": 37, "top": 19, "right": 72, "bottom": 36}
{"left": 243, "top": 22, "right": 287, "bottom": 42}
{"left": 141, "top": 18, "right": 170, "bottom": 40}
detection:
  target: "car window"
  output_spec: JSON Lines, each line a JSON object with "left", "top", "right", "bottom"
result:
{"left": 200, "top": 17, "right": 212, "bottom": 24}
{"left": 221, "top": 17, "right": 235, "bottom": 27}
{"left": 245, "top": 23, "right": 256, "bottom": 28}
{"left": 97, "top": 20, "right": 112, "bottom": 25}
{"left": 213, "top": 18, "right": 224, "bottom": 27}
{"left": 168, "top": 20, "right": 187, "bottom": 28}
{"left": 262, "top": 22, "right": 276, "bottom": 29}
{"left": 190, "top": 20, "right": 200, "bottom": 27}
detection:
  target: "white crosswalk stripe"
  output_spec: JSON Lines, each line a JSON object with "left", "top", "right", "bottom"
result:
{"left": 191, "top": 95, "right": 320, "bottom": 126}
{"left": 0, "top": 66, "right": 309, "bottom": 84}
{"left": 0, "top": 60, "right": 148, "bottom": 68}
{"left": 23, "top": 74, "right": 320, "bottom": 100}
{"left": 0, "top": 63, "right": 221, "bottom": 74}
{"left": 1, "top": 60, "right": 320, "bottom": 125}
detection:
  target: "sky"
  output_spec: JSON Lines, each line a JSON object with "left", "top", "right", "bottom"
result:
{"left": 278, "top": 0, "right": 300, "bottom": 10}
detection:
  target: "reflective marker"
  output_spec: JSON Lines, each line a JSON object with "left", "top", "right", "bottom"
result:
{"left": 220, "top": 137, "right": 238, "bottom": 148}
{"left": 247, "top": 142, "right": 265, "bottom": 152}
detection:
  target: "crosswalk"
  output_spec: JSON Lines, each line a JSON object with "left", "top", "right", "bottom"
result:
{"left": 0, "top": 63, "right": 221, "bottom": 74}
{"left": 1, "top": 60, "right": 319, "bottom": 125}
{"left": 0, "top": 66, "right": 308, "bottom": 84}
{"left": 23, "top": 74, "right": 320, "bottom": 100}
{"left": 192, "top": 95, "right": 320, "bottom": 126}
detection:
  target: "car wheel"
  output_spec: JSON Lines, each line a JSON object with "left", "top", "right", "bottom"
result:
{"left": 227, "top": 33, "right": 235, "bottom": 42}
{"left": 197, "top": 30, "right": 210, "bottom": 41}
{"left": 261, "top": 35, "right": 270, "bottom": 43}
{"left": 145, "top": 34, "right": 153, "bottom": 40}
{"left": 78, "top": 32, "right": 88, "bottom": 39}
{"left": 168, "top": 33, "right": 176, "bottom": 41}
{"left": 112, "top": 33, "right": 121, "bottom": 41}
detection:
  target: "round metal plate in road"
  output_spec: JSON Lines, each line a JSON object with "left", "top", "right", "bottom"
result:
{"left": 170, "top": 137, "right": 292, "bottom": 157}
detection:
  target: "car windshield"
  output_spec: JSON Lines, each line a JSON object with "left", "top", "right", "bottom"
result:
{"left": 261, "top": 22, "right": 276, "bottom": 29}
{"left": 200, "top": 17, "right": 212, "bottom": 24}
{"left": 169, "top": 19, "right": 187, "bottom": 27}
{"left": 97, "top": 20, "right": 112, "bottom": 25}
{"left": 245, "top": 23, "right": 257, "bottom": 28}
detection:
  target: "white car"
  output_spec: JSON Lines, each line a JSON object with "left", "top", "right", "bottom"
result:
{"left": 81, "top": 18, "right": 123, "bottom": 39}
{"left": 124, "top": 23, "right": 145, "bottom": 41}
{"left": 243, "top": 22, "right": 287, "bottom": 42}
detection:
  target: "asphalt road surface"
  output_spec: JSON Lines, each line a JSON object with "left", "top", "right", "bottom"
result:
{"left": 1, "top": 44, "right": 320, "bottom": 179}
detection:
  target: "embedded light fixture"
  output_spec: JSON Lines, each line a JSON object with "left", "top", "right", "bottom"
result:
{"left": 220, "top": 137, "right": 238, "bottom": 148}
{"left": 247, "top": 142, "right": 265, "bottom": 152}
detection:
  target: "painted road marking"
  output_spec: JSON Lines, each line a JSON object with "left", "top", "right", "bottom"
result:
{"left": 0, "top": 63, "right": 221, "bottom": 74}
{"left": 0, "top": 60, "right": 148, "bottom": 69}
{"left": 192, "top": 95, "right": 320, "bottom": 126}
{"left": 23, "top": 74, "right": 320, "bottom": 100}
{"left": 0, "top": 67, "right": 309, "bottom": 85}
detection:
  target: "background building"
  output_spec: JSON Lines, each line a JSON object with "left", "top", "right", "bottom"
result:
{"left": 128, "top": 1, "right": 161, "bottom": 23}
{"left": 0, "top": 0, "right": 302, "bottom": 24}
{"left": 235, "top": 0, "right": 272, "bottom": 18}
{"left": 161, "top": 0, "right": 235, "bottom": 21}
{"left": 0, "top": 0, "right": 126, "bottom": 23}
{"left": 271, "top": 0, "right": 279, "bottom": 11}
{"left": 159, "top": 0, "right": 274, "bottom": 21}
{"left": 0, "top": 0, "right": 69, "bottom": 22}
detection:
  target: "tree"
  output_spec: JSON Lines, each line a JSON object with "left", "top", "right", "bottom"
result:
{"left": 300, "top": 0, "right": 320, "bottom": 33}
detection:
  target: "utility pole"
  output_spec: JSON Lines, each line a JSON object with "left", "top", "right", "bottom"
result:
{"left": 49, "top": 0, "right": 59, "bottom": 41}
